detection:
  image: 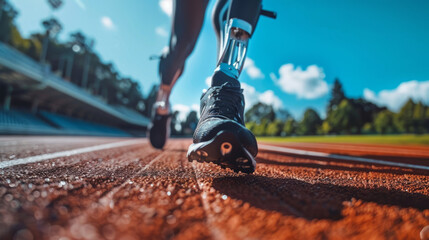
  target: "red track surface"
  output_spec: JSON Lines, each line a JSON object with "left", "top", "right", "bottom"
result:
{"left": 0, "top": 136, "right": 428, "bottom": 240}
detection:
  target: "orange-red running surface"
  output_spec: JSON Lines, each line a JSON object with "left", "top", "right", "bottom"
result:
{"left": 0, "top": 136, "right": 428, "bottom": 240}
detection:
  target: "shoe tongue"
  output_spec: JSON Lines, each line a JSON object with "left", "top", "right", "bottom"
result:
{"left": 211, "top": 75, "right": 241, "bottom": 88}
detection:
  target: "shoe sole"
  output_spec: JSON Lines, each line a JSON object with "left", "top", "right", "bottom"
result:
{"left": 187, "top": 131, "right": 256, "bottom": 174}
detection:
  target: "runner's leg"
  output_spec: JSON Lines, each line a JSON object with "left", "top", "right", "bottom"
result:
{"left": 159, "top": 0, "right": 209, "bottom": 90}
{"left": 149, "top": 0, "right": 209, "bottom": 149}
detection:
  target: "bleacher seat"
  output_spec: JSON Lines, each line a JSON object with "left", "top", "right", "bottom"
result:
{"left": 39, "top": 111, "right": 129, "bottom": 137}
{"left": 0, "top": 109, "right": 130, "bottom": 136}
{"left": 0, "top": 109, "right": 58, "bottom": 134}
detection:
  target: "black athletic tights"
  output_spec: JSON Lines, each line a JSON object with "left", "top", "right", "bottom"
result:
{"left": 160, "top": 0, "right": 228, "bottom": 86}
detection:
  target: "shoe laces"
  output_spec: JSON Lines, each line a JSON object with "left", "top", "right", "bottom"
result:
{"left": 206, "top": 83, "right": 244, "bottom": 124}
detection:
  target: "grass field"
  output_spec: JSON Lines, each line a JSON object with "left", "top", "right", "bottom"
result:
{"left": 258, "top": 134, "right": 429, "bottom": 145}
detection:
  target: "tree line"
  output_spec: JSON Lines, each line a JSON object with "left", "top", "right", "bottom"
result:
{"left": 245, "top": 79, "right": 429, "bottom": 136}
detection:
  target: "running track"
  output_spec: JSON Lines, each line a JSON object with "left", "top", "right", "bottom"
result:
{"left": 0, "top": 136, "right": 428, "bottom": 240}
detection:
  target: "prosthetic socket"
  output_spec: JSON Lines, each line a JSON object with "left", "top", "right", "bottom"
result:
{"left": 216, "top": 18, "right": 252, "bottom": 79}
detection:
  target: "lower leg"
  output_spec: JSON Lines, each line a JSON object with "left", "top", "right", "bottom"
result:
{"left": 156, "top": 0, "right": 209, "bottom": 108}
{"left": 150, "top": 0, "right": 208, "bottom": 149}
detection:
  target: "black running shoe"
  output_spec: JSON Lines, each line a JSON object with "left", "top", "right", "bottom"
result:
{"left": 187, "top": 72, "right": 258, "bottom": 173}
{"left": 148, "top": 91, "right": 171, "bottom": 149}
{"left": 148, "top": 50, "right": 183, "bottom": 149}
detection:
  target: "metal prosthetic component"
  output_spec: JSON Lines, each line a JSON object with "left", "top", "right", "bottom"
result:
{"left": 216, "top": 18, "right": 252, "bottom": 79}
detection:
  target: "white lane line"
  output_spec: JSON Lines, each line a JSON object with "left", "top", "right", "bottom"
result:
{"left": 259, "top": 144, "right": 429, "bottom": 171}
{"left": 191, "top": 163, "right": 228, "bottom": 240}
{"left": 66, "top": 151, "right": 164, "bottom": 230}
{"left": 98, "top": 152, "right": 164, "bottom": 207}
{"left": 0, "top": 139, "right": 145, "bottom": 169}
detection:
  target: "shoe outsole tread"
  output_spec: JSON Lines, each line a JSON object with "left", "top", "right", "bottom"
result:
{"left": 187, "top": 131, "right": 256, "bottom": 174}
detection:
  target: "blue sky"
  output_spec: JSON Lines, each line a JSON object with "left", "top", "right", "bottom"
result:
{"left": 9, "top": 0, "right": 429, "bottom": 119}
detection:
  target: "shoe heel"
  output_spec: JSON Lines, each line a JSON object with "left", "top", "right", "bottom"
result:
{"left": 187, "top": 131, "right": 256, "bottom": 174}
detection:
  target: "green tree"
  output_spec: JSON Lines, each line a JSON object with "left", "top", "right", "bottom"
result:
{"left": 361, "top": 122, "right": 375, "bottom": 134}
{"left": 170, "top": 111, "right": 181, "bottom": 135}
{"left": 373, "top": 110, "right": 396, "bottom": 134}
{"left": 252, "top": 119, "right": 269, "bottom": 136}
{"left": 0, "top": 0, "right": 18, "bottom": 43}
{"left": 181, "top": 110, "right": 198, "bottom": 135}
{"left": 282, "top": 118, "right": 297, "bottom": 136}
{"left": 321, "top": 121, "right": 332, "bottom": 135}
{"left": 424, "top": 106, "right": 429, "bottom": 133}
{"left": 350, "top": 98, "right": 386, "bottom": 133}
{"left": 413, "top": 101, "right": 426, "bottom": 134}
{"left": 8, "top": 25, "right": 42, "bottom": 60}
{"left": 265, "top": 120, "right": 283, "bottom": 136}
{"left": 245, "top": 121, "right": 257, "bottom": 133}
{"left": 327, "top": 78, "right": 346, "bottom": 113}
{"left": 297, "top": 108, "right": 322, "bottom": 135}
{"left": 395, "top": 99, "right": 415, "bottom": 133}
{"left": 245, "top": 102, "right": 275, "bottom": 124}
{"left": 325, "top": 99, "right": 360, "bottom": 134}
{"left": 275, "top": 108, "right": 291, "bottom": 121}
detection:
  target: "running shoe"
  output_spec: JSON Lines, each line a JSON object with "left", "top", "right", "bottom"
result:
{"left": 148, "top": 87, "right": 171, "bottom": 149}
{"left": 187, "top": 71, "right": 258, "bottom": 173}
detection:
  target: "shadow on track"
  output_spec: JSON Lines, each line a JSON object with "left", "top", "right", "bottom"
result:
{"left": 212, "top": 175, "right": 429, "bottom": 220}
{"left": 257, "top": 158, "right": 429, "bottom": 176}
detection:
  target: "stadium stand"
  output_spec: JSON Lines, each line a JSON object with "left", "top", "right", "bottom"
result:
{"left": 0, "top": 109, "right": 130, "bottom": 136}
{"left": 0, "top": 42, "right": 148, "bottom": 136}
{"left": 0, "top": 109, "right": 58, "bottom": 135}
{"left": 39, "top": 111, "right": 129, "bottom": 136}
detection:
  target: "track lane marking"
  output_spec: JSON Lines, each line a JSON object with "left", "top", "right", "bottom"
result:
{"left": 270, "top": 142, "right": 429, "bottom": 156}
{"left": 98, "top": 151, "right": 165, "bottom": 207}
{"left": 259, "top": 144, "right": 429, "bottom": 171}
{"left": 0, "top": 139, "right": 145, "bottom": 169}
{"left": 191, "top": 162, "right": 228, "bottom": 240}
{"left": 65, "top": 151, "right": 165, "bottom": 231}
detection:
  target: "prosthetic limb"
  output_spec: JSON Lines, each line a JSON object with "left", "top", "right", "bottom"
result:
{"left": 211, "top": 0, "right": 276, "bottom": 84}
{"left": 186, "top": 0, "right": 277, "bottom": 172}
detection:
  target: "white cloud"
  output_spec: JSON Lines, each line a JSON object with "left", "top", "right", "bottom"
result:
{"left": 101, "top": 16, "right": 115, "bottom": 30}
{"left": 155, "top": 26, "right": 168, "bottom": 37}
{"left": 159, "top": 0, "right": 173, "bottom": 17}
{"left": 191, "top": 104, "right": 200, "bottom": 115}
{"left": 241, "top": 83, "right": 283, "bottom": 110}
{"left": 243, "top": 58, "right": 264, "bottom": 79}
{"left": 271, "top": 64, "right": 328, "bottom": 99}
{"left": 172, "top": 104, "right": 200, "bottom": 122}
{"left": 205, "top": 76, "right": 212, "bottom": 87}
{"left": 73, "top": 0, "right": 86, "bottom": 10}
{"left": 363, "top": 80, "right": 429, "bottom": 112}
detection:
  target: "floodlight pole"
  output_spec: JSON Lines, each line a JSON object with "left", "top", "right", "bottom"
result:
{"left": 40, "top": 29, "right": 50, "bottom": 63}
{"left": 65, "top": 52, "right": 75, "bottom": 80}
{"left": 40, "top": 0, "right": 62, "bottom": 63}
{"left": 40, "top": 18, "right": 62, "bottom": 64}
